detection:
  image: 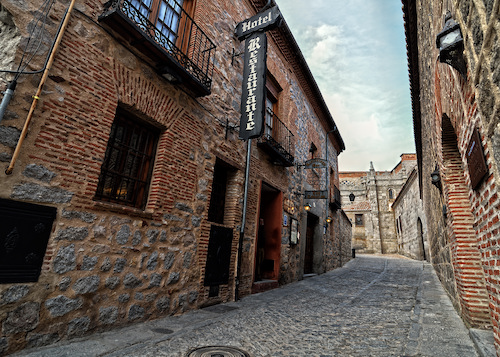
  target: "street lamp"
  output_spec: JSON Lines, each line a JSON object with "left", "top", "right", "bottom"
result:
{"left": 430, "top": 165, "right": 442, "bottom": 192}
{"left": 436, "top": 11, "right": 466, "bottom": 78}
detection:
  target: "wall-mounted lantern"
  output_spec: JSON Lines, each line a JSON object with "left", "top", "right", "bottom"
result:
{"left": 430, "top": 165, "right": 442, "bottom": 192}
{"left": 326, "top": 216, "right": 332, "bottom": 224}
{"left": 436, "top": 11, "right": 466, "bottom": 78}
{"left": 304, "top": 203, "right": 312, "bottom": 211}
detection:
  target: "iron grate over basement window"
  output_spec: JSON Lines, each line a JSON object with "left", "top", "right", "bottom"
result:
{"left": 0, "top": 198, "right": 57, "bottom": 284}
{"left": 95, "top": 108, "right": 160, "bottom": 209}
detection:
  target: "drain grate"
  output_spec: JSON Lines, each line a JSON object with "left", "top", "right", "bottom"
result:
{"left": 151, "top": 328, "right": 174, "bottom": 334}
{"left": 202, "top": 305, "right": 239, "bottom": 314}
{"left": 187, "top": 346, "right": 250, "bottom": 357}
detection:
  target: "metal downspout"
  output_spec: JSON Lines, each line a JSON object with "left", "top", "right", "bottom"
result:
{"left": 5, "top": 0, "right": 77, "bottom": 175}
{"left": 0, "top": 80, "right": 17, "bottom": 124}
{"left": 235, "top": 139, "right": 252, "bottom": 301}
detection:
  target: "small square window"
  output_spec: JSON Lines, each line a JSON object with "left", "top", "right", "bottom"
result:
{"left": 355, "top": 214, "right": 364, "bottom": 226}
{"left": 0, "top": 199, "right": 56, "bottom": 283}
{"left": 95, "top": 108, "right": 159, "bottom": 209}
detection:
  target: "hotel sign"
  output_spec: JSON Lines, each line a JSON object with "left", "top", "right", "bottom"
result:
{"left": 304, "top": 190, "right": 328, "bottom": 200}
{"left": 235, "top": 6, "right": 283, "bottom": 41}
{"left": 236, "top": 6, "right": 282, "bottom": 140}
{"left": 304, "top": 158, "right": 327, "bottom": 169}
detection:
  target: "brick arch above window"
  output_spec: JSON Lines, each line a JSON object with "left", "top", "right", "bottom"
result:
{"left": 112, "top": 61, "right": 186, "bottom": 130}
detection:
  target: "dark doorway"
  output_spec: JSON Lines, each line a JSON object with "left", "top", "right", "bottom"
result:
{"left": 254, "top": 182, "right": 282, "bottom": 282}
{"left": 417, "top": 218, "right": 426, "bottom": 261}
{"left": 304, "top": 212, "right": 319, "bottom": 274}
{"left": 204, "top": 225, "right": 233, "bottom": 286}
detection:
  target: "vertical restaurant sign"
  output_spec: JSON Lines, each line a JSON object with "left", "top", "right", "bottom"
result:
{"left": 239, "top": 31, "right": 267, "bottom": 140}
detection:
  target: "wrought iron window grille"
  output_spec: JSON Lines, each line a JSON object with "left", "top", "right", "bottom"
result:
{"left": 95, "top": 109, "right": 159, "bottom": 209}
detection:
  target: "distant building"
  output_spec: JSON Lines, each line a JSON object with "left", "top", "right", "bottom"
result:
{"left": 392, "top": 168, "right": 428, "bottom": 260}
{"left": 340, "top": 154, "right": 417, "bottom": 254}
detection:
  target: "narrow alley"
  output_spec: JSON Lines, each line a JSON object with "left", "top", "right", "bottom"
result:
{"left": 11, "top": 255, "right": 493, "bottom": 357}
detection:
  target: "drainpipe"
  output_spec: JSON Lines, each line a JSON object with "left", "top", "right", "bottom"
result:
{"left": 0, "top": 80, "right": 17, "bottom": 124}
{"left": 235, "top": 139, "right": 252, "bottom": 301}
{"left": 5, "top": 0, "right": 76, "bottom": 175}
{"left": 325, "top": 128, "right": 336, "bottom": 222}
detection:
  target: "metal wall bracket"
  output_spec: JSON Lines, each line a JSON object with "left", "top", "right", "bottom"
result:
{"left": 231, "top": 48, "right": 244, "bottom": 66}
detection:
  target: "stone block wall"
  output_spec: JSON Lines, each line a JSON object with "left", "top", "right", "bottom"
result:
{"left": 339, "top": 155, "right": 416, "bottom": 255}
{"left": 338, "top": 210, "right": 353, "bottom": 265}
{"left": 0, "top": 0, "right": 348, "bottom": 354}
{"left": 393, "top": 170, "right": 429, "bottom": 260}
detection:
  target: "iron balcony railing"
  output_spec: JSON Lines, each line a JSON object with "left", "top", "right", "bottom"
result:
{"left": 330, "top": 185, "right": 342, "bottom": 210}
{"left": 100, "top": 0, "right": 216, "bottom": 94}
{"left": 257, "top": 110, "right": 295, "bottom": 167}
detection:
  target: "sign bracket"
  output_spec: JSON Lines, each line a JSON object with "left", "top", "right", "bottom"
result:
{"left": 231, "top": 48, "right": 244, "bottom": 66}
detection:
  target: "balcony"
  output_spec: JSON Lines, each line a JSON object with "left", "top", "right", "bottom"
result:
{"left": 99, "top": 0, "right": 215, "bottom": 96}
{"left": 257, "top": 111, "right": 295, "bottom": 167}
{"left": 329, "top": 185, "right": 341, "bottom": 210}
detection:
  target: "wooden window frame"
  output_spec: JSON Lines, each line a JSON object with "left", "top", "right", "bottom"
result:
{"left": 264, "top": 73, "right": 281, "bottom": 139}
{"left": 264, "top": 93, "right": 277, "bottom": 138}
{"left": 130, "top": 0, "right": 195, "bottom": 50}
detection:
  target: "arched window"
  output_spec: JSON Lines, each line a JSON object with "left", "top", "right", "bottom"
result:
{"left": 388, "top": 189, "right": 394, "bottom": 199}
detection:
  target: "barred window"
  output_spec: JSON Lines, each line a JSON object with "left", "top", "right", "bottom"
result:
{"left": 95, "top": 108, "right": 159, "bottom": 209}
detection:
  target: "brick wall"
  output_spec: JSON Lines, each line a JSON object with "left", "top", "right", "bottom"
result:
{"left": 0, "top": 0, "right": 349, "bottom": 354}
{"left": 404, "top": 0, "right": 500, "bottom": 348}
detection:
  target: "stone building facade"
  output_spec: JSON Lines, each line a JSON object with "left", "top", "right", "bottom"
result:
{"left": 339, "top": 154, "right": 417, "bottom": 254}
{"left": 403, "top": 0, "right": 500, "bottom": 350}
{"left": 0, "top": 0, "right": 351, "bottom": 354}
{"left": 392, "top": 168, "right": 429, "bottom": 260}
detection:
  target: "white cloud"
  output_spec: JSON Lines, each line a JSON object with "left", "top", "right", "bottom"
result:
{"left": 277, "top": 0, "right": 414, "bottom": 171}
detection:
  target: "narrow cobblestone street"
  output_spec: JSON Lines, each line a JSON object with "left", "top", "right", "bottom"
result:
{"left": 12, "top": 255, "right": 491, "bottom": 357}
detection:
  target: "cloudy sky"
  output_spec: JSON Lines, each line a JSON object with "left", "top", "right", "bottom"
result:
{"left": 276, "top": 0, "right": 415, "bottom": 172}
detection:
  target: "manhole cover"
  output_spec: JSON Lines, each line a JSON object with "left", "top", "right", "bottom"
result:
{"left": 187, "top": 346, "right": 250, "bottom": 357}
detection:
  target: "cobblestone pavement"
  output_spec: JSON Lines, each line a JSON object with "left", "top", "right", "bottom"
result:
{"left": 12, "top": 255, "right": 493, "bottom": 357}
